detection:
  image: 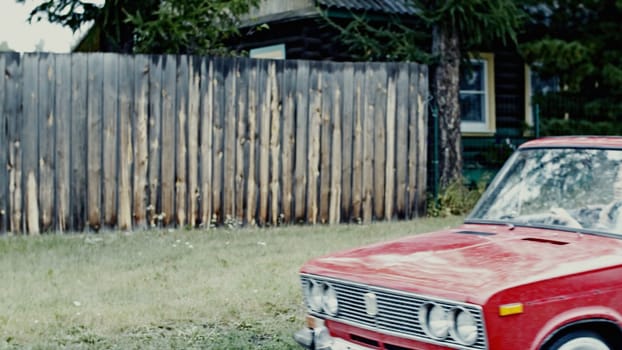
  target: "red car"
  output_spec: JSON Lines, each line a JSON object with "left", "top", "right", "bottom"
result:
{"left": 294, "top": 136, "right": 622, "bottom": 350}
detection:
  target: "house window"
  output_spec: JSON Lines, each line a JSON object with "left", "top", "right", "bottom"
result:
{"left": 460, "top": 53, "right": 495, "bottom": 134}
{"left": 249, "top": 44, "right": 286, "bottom": 60}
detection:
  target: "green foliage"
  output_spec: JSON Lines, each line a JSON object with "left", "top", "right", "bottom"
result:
{"left": 328, "top": 0, "right": 523, "bottom": 189}
{"left": 521, "top": 40, "right": 591, "bottom": 85}
{"left": 521, "top": 0, "right": 622, "bottom": 123}
{"left": 20, "top": 0, "right": 157, "bottom": 52}
{"left": 327, "top": 0, "right": 523, "bottom": 63}
{"left": 412, "top": 0, "right": 523, "bottom": 52}
{"left": 427, "top": 177, "right": 487, "bottom": 217}
{"left": 17, "top": 0, "right": 101, "bottom": 32}
{"left": 540, "top": 118, "right": 622, "bottom": 137}
{"left": 321, "top": 14, "right": 432, "bottom": 62}
{"left": 126, "top": 0, "right": 260, "bottom": 55}
{"left": 534, "top": 91, "right": 622, "bottom": 125}
{"left": 477, "top": 140, "right": 516, "bottom": 168}
{"left": 18, "top": 0, "right": 259, "bottom": 54}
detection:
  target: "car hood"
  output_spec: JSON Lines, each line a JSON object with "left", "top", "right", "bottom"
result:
{"left": 301, "top": 224, "right": 622, "bottom": 304}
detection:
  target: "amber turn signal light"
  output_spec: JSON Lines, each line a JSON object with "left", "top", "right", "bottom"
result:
{"left": 499, "top": 303, "right": 524, "bottom": 316}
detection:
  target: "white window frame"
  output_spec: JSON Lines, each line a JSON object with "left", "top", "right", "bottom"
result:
{"left": 460, "top": 53, "right": 496, "bottom": 135}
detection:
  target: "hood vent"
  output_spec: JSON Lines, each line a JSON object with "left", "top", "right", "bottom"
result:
{"left": 521, "top": 237, "right": 569, "bottom": 245}
{"left": 455, "top": 230, "right": 495, "bottom": 236}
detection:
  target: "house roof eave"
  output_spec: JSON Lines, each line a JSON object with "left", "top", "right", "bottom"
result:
{"left": 239, "top": 6, "right": 321, "bottom": 28}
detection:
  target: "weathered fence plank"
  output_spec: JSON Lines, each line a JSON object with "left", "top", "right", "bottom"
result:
{"left": 293, "top": 61, "right": 309, "bottom": 223}
{"left": 373, "top": 63, "right": 388, "bottom": 220}
{"left": 319, "top": 62, "right": 332, "bottom": 224}
{"left": 329, "top": 63, "right": 343, "bottom": 224}
{"left": 362, "top": 63, "right": 375, "bottom": 223}
{"left": 257, "top": 60, "right": 270, "bottom": 226}
{"left": 409, "top": 64, "right": 425, "bottom": 217}
{"left": 71, "top": 54, "right": 88, "bottom": 231}
{"left": 280, "top": 60, "right": 297, "bottom": 223}
{"left": 394, "top": 66, "right": 409, "bottom": 218}
{"left": 87, "top": 53, "right": 104, "bottom": 231}
{"left": 38, "top": 54, "right": 55, "bottom": 231}
{"left": 55, "top": 55, "right": 71, "bottom": 232}
{"left": 340, "top": 63, "right": 354, "bottom": 222}
{"left": 187, "top": 57, "right": 201, "bottom": 227}
{"left": 246, "top": 61, "right": 258, "bottom": 225}
{"left": 235, "top": 59, "right": 248, "bottom": 224}
{"left": 223, "top": 59, "right": 238, "bottom": 223}
{"left": 22, "top": 54, "right": 40, "bottom": 234}
{"left": 306, "top": 63, "right": 322, "bottom": 224}
{"left": 257, "top": 60, "right": 271, "bottom": 226}
{"left": 269, "top": 61, "right": 281, "bottom": 225}
{"left": 117, "top": 55, "right": 133, "bottom": 231}
{"left": 384, "top": 65, "right": 397, "bottom": 220}
{"left": 211, "top": 57, "right": 224, "bottom": 223}
{"left": 351, "top": 63, "right": 365, "bottom": 222}
{"left": 160, "top": 55, "right": 176, "bottom": 226}
{"left": 133, "top": 55, "right": 149, "bottom": 228}
{"left": 415, "top": 65, "right": 429, "bottom": 217}
{"left": 200, "top": 58, "right": 214, "bottom": 227}
{"left": 6, "top": 53, "right": 22, "bottom": 233}
{"left": 0, "top": 53, "right": 428, "bottom": 232}
{"left": 0, "top": 54, "right": 7, "bottom": 233}
{"left": 102, "top": 54, "right": 119, "bottom": 228}
{"left": 213, "top": 59, "right": 225, "bottom": 224}
{"left": 148, "top": 55, "right": 163, "bottom": 227}
{"left": 175, "top": 56, "right": 188, "bottom": 227}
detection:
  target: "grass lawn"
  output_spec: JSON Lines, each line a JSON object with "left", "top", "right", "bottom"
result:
{"left": 0, "top": 216, "right": 463, "bottom": 349}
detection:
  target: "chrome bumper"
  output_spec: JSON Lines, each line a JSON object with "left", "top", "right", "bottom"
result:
{"left": 293, "top": 327, "right": 315, "bottom": 349}
{"left": 294, "top": 325, "right": 373, "bottom": 350}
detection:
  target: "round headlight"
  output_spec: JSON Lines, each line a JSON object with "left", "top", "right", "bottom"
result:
{"left": 450, "top": 308, "right": 478, "bottom": 345}
{"left": 322, "top": 284, "right": 339, "bottom": 316}
{"left": 419, "top": 303, "right": 449, "bottom": 339}
{"left": 305, "top": 280, "right": 323, "bottom": 312}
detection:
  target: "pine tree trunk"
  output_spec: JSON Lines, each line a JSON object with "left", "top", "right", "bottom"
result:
{"left": 432, "top": 24, "right": 462, "bottom": 188}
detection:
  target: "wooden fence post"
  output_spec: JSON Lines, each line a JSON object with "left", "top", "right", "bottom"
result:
{"left": 187, "top": 56, "right": 201, "bottom": 227}
{"left": 22, "top": 54, "right": 40, "bottom": 235}
{"left": 118, "top": 55, "right": 133, "bottom": 231}
{"left": 200, "top": 58, "right": 214, "bottom": 228}
{"left": 5, "top": 53, "right": 22, "bottom": 233}
{"left": 306, "top": 63, "right": 322, "bottom": 224}
{"left": 175, "top": 56, "right": 189, "bottom": 228}
{"left": 133, "top": 55, "right": 150, "bottom": 229}
{"left": 55, "top": 54, "right": 72, "bottom": 232}
{"left": 0, "top": 54, "right": 8, "bottom": 233}
{"left": 148, "top": 55, "right": 163, "bottom": 228}
{"left": 269, "top": 61, "right": 281, "bottom": 226}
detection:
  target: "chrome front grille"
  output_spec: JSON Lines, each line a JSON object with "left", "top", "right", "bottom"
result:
{"left": 301, "top": 274, "right": 488, "bottom": 350}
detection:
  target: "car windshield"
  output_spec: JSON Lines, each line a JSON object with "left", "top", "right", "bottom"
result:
{"left": 468, "top": 147, "right": 622, "bottom": 236}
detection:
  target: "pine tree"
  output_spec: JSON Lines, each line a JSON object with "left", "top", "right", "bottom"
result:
{"left": 521, "top": 0, "right": 622, "bottom": 130}
{"left": 329, "top": 1, "right": 522, "bottom": 186}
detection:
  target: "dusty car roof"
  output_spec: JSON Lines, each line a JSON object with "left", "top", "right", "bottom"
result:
{"left": 520, "top": 136, "right": 622, "bottom": 149}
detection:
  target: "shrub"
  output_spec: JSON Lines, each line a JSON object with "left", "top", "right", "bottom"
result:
{"left": 427, "top": 177, "right": 488, "bottom": 217}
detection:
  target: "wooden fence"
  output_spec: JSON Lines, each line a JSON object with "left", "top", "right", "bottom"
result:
{"left": 0, "top": 52, "right": 428, "bottom": 234}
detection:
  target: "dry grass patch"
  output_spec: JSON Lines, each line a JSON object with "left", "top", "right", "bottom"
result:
{"left": 0, "top": 216, "right": 463, "bottom": 349}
